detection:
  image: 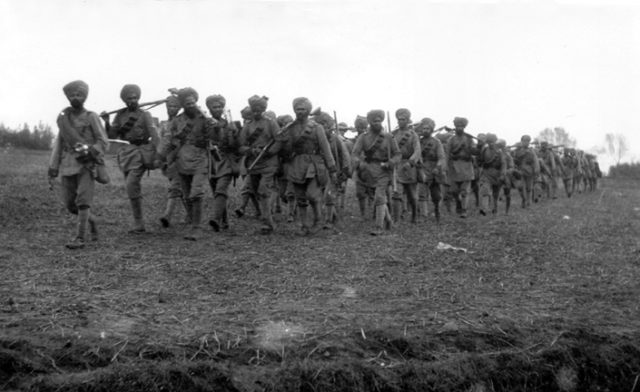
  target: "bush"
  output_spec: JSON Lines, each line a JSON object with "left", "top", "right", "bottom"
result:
{"left": 0, "top": 122, "right": 54, "bottom": 150}
{"left": 607, "top": 162, "right": 640, "bottom": 180}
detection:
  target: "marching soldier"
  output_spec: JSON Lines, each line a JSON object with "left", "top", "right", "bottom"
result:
{"left": 49, "top": 80, "right": 109, "bottom": 249}
{"left": 235, "top": 106, "right": 262, "bottom": 219}
{"left": 446, "top": 117, "right": 476, "bottom": 218}
{"left": 101, "top": 84, "right": 160, "bottom": 233}
{"left": 156, "top": 87, "right": 215, "bottom": 240}
{"left": 238, "top": 95, "right": 282, "bottom": 234}
{"left": 416, "top": 118, "right": 446, "bottom": 222}
{"left": 496, "top": 139, "right": 514, "bottom": 214}
{"left": 206, "top": 94, "right": 240, "bottom": 232}
{"left": 561, "top": 148, "right": 578, "bottom": 197}
{"left": 513, "top": 135, "right": 540, "bottom": 208}
{"left": 477, "top": 133, "right": 506, "bottom": 215}
{"left": 391, "top": 108, "right": 421, "bottom": 223}
{"left": 157, "top": 95, "right": 185, "bottom": 228}
{"left": 537, "top": 141, "right": 559, "bottom": 199}
{"left": 281, "top": 99, "right": 337, "bottom": 235}
{"left": 276, "top": 114, "right": 297, "bottom": 222}
{"left": 352, "top": 110, "right": 401, "bottom": 235}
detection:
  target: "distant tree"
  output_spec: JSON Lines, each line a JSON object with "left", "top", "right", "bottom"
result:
{"left": 537, "top": 127, "right": 576, "bottom": 147}
{"left": 604, "top": 133, "right": 628, "bottom": 164}
{"left": 0, "top": 122, "right": 54, "bottom": 150}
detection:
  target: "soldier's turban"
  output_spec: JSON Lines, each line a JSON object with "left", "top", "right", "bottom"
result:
{"left": 366, "top": 110, "right": 385, "bottom": 122}
{"left": 277, "top": 114, "right": 293, "bottom": 127}
{"left": 240, "top": 106, "right": 252, "bottom": 120}
{"left": 265, "top": 111, "right": 277, "bottom": 120}
{"left": 205, "top": 94, "right": 226, "bottom": 108}
{"left": 477, "top": 133, "right": 487, "bottom": 142}
{"left": 177, "top": 87, "right": 199, "bottom": 106}
{"left": 248, "top": 95, "right": 268, "bottom": 111}
{"left": 120, "top": 84, "right": 141, "bottom": 101}
{"left": 540, "top": 141, "right": 549, "bottom": 147}
{"left": 63, "top": 80, "right": 89, "bottom": 99}
{"left": 338, "top": 122, "right": 349, "bottom": 131}
{"left": 496, "top": 139, "right": 506, "bottom": 148}
{"left": 166, "top": 95, "right": 180, "bottom": 106}
{"left": 420, "top": 118, "right": 435, "bottom": 130}
{"left": 453, "top": 117, "right": 468, "bottom": 128}
{"left": 314, "top": 111, "right": 335, "bottom": 128}
{"left": 292, "top": 97, "right": 312, "bottom": 111}
{"left": 485, "top": 133, "right": 498, "bottom": 144}
{"left": 521, "top": 135, "right": 531, "bottom": 142}
{"left": 395, "top": 108, "right": 411, "bottom": 119}
{"left": 354, "top": 115, "right": 368, "bottom": 128}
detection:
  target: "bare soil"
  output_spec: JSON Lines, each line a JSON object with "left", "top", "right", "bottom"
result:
{"left": 1, "top": 148, "right": 639, "bottom": 391}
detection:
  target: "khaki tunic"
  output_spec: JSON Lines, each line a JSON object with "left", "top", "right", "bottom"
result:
{"left": 160, "top": 112, "right": 215, "bottom": 176}
{"left": 393, "top": 128, "right": 421, "bottom": 184}
{"left": 108, "top": 108, "right": 159, "bottom": 172}
{"left": 210, "top": 118, "right": 240, "bottom": 179}
{"left": 513, "top": 147, "right": 540, "bottom": 177}
{"left": 281, "top": 119, "right": 336, "bottom": 184}
{"left": 352, "top": 129, "right": 401, "bottom": 188}
{"left": 446, "top": 133, "right": 476, "bottom": 182}
{"left": 238, "top": 115, "right": 281, "bottom": 175}
{"left": 419, "top": 135, "right": 446, "bottom": 182}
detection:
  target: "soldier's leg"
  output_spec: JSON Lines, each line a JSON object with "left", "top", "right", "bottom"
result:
{"left": 67, "top": 169, "right": 95, "bottom": 249}
{"left": 355, "top": 181, "right": 369, "bottom": 220}
{"left": 371, "top": 176, "right": 392, "bottom": 235}
{"left": 429, "top": 180, "right": 442, "bottom": 223}
{"left": 293, "top": 182, "right": 310, "bottom": 235}
{"left": 417, "top": 182, "right": 429, "bottom": 219}
{"left": 235, "top": 176, "right": 252, "bottom": 218}
{"left": 478, "top": 175, "right": 491, "bottom": 216}
{"left": 471, "top": 179, "right": 480, "bottom": 208}
{"left": 323, "top": 180, "right": 338, "bottom": 227}
{"left": 209, "top": 175, "right": 232, "bottom": 232}
{"left": 391, "top": 185, "right": 404, "bottom": 223}
{"left": 285, "top": 180, "right": 297, "bottom": 223}
{"left": 184, "top": 171, "right": 208, "bottom": 241}
{"left": 307, "top": 178, "right": 325, "bottom": 232}
{"left": 405, "top": 183, "right": 418, "bottom": 223}
{"left": 491, "top": 184, "right": 500, "bottom": 214}
{"left": 458, "top": 181, "right": 471, "bottom": 218}
{"left": 160, "top": 166, "right": 183, "bottom": 228}
{"left": 256, "top": 172, "right": 277, "bottom": 234}
{"left": 125, "top": 167, "right": 146, "bottom": 233}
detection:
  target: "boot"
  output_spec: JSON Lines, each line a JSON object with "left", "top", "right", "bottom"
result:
{"left": 370, "top": 204, "right": 386, "bottom": 236}
{"left": 129, "top": 198, "right": 145, "bottom": 233}
{"left": 235, "top": 194, "right": 249, "bottom": 218}
{"left": 258, "top": 195, "right": 274, "bottom": 234}
{"left": 160, "top": 198, "right": 179, "bottom": 228}
{"left": 88, "top": 211, "right": 99, "bottom": 241}
{"left": 66, "top": 208, "right": 89, "bottom": 249}
{"left": 184, "top": 199, "right": 203, "bottom": 240}
{"left": 208, "top": 195, "right": 227, "bottom": 232}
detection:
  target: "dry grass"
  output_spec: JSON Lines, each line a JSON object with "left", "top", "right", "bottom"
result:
{"left": 1, "top": 148, "right": 639, "bottom": 391}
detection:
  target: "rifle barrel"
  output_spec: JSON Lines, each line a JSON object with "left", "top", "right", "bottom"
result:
{"left": 105, "top": 99, "right": 167, "bottom": 116}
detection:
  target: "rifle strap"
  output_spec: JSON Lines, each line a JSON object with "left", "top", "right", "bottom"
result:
{"left": 364, "top": 133, "right": 384, "bottom": 156}
{"left": 58, "top": 108, "right": 88, "bottom": 149}
{"left": 246, "top": 122, "right": 265, "bottom": 147}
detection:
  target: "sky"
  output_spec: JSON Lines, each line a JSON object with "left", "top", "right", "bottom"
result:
{"left": 1, "top": 0, "right": 639, "bottom": 169}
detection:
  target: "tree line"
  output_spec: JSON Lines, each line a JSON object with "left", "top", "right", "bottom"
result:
{"left": 0, "top": 123, "right": 55, "bottom": 150}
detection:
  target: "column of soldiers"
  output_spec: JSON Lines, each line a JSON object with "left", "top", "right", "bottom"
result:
{"left": 48, "top": 80, "right": 603, "bottom": 248}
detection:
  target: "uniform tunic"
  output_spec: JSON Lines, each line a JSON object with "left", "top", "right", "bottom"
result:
{"left": 352, "top": 129, "right": 401, "bottom": 205}
{"left": 392, "top": 128, "right": 421, "bottom": 184}
{"left": 446, "top": 133, "right": 476, "bottom": 182}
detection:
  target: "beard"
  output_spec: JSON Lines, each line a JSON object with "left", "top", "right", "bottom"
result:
{"left": 70, "top": 100, "right": 84, "bottom": 110}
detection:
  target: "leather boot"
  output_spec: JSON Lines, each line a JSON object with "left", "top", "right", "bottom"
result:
{"left": 129, "top": 198, "right": 145, "bottom": 233}
{"left": 160, "top": 197, "right": 179, "bottom": 228}
{"left": 66, "top": 208, "right": 89, "bottom": 249}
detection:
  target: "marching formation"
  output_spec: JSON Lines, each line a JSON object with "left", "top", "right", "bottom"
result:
{"left": 48, "top": 81, "right": 603, "bottom": 249}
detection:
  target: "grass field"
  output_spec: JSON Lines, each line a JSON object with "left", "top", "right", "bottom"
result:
{"left": 1, "top": 148, "right": 639, "bottom": 391}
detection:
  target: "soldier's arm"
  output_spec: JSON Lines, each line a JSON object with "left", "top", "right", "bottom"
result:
{"left": 408, "top": 132, "right": 421, "bottom": 165}
{"left": 316, "top": 124, "right": 336, "bottom": 172}
{"left": 436, "top": 139, "right": 447, "bottom": 168}
{"left": 265, "top": 119, "right": 282, "bottom": 157}
{"left": 337, "top": 137, "right": 352, "bottom": 176}
{"left": 388, "top": 135, "right": 401, "bottom": 165}
{"left": 532, "top": 150, "right": 540, "bottom": 174}
{"left": 48, "top": 134, "right": 62, "bottom": 174}
{"left": 88, "top": 111, "right": 109, "bottom": 156}
{"left": 351, "top": 134, "right": 364, "bottom": 166}
{"left": 106, "top": 112, "right": 121, "bottom": 139}
{"left": 237, "top": 123, "right": 251, "bottom": 155}
{"left": 143, "top": 111, "right": 160, "bottom": 147}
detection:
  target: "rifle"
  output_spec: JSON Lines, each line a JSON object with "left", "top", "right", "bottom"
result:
{"left": 103, "top": 98, "right": 168, "bottom": 116}
{"left": 434, "top": 125, "right": 479, "bottom": 141}
{"left": 246, "top": 120, "right": 295, "bottom": 171}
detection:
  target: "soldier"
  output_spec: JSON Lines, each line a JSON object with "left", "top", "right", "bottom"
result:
{"left": 48, "top": 80, "right": 109, "bottom": 249}
{"left": 275, "top": 114, "right": 296, "bottom": 222}
{"left": 238, "top": 95, "right": 282, "bottom": 234}
{"left": 391, "top": 108, "right": 421, "bottom": 223}
{"left": 157, "top": 87, "right": 215, "bottom": 240}
{"left": 235, "top": 105, "right": 262, "bottom": 219}
{"left": 281, "top": 99, "right": 337, "bottom": 235}
{"left": 352, "top": 110, "right": 401, "bottom": 235}
{"left": 354, "top": 115, "right": 368, "bottom": 138}
{"left": 101, "top": 84, "right": 159, "bottom": 233}
{"left": 312, "top": 111, "right": 351, "bottom": 227}
{"left": 335, "top": 121, "right": 354, "bottom": 212}
{"left": 416, "top": 118, "right": 446, "bottom": 222}
{"left": 537, "top": 141, "right": 559, "bottom": 199}
{"left": 205, "top": 94, "right": 240, "bottom": 232}
{"left": 471, "top": 133, "right": 486, "bottom": 209}
{"left": 477, "top": 133, "right": 506, "bottom": 215}
{"left": 496, "top": 139, "right": 514, "bottom": 214}
{"left": 446, "top": 117, "right": 476, "bottom": 218}
{"left": 512, "top": 135, "right": 540, "bottom": 208}
{"left": 561, "top": 148, "right": 578, "bottom": 197}
{"left": 157, "top": 95, "right": 185, "bottom": 228}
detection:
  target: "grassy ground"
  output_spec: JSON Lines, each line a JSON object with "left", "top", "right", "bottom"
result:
{"left": 1, "top": 148, "right": 639, "bottom": 391}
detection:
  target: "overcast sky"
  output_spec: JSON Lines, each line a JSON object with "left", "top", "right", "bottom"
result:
{"left": 1, "top": 0, "right": 639, "bottom": 166}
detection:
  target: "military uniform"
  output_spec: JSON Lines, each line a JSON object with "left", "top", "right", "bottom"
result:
{"left": 512, "top": 139, "right": 540, "bottom": 208}
{"left": 391, "top": 126, "right": 421, "bottom": 223}
{"left": 417, "top": 128, "right": 446, "bottom": 222}
{"left": 538, "top": 145, "right": 559, "bottom": 199}
{"left": 561, "top": 149, "right": 579, "bottom": 197}
{"left": 208, "top": 117, "right": 240, "bottom": 231}
{"left": 48, "top": 80, "right": 109, "bottom": 249}
{"left": 477, "top": 138, "right": 506, "bottom": 215}
{"left": 446, "top": 119, "right": 476, "bottom": 218}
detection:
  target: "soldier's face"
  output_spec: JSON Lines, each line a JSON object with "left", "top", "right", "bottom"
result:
{"left": 124, "top": 92, "right": 139, "bottom": 111}
{"left": 67, "top": 91, "right": 86, "bottom": 109}
{"left": 521, "top": 140, "right": 530, "bottom": 148}
{"left": 208, "top": 102, "right": 224, "bottom": 119}
{"left": 396, "top": 115, "right": 410, "bottom": 129}
{"left": 294, "top": 105, "right": 310, "bottom": 120}
{"left": 166, "top": 101, "right": 180, "bottom": 118}
{"left": 252, "top": 107, "right": 265, "bottom": 120}
{"left": 369, "top": 118, "right": 383, "bottom": 132}
{"left": 182, "top": 96, "right": 198, "bottom": 117}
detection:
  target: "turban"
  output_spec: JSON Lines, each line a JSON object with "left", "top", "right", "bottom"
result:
{"left": 485, "top": 133, "right": 497, "bottom": 144}
{"left": 395, "top": 108, "right": 411, "bottom": 119}
{"left": 292, "top": 97, "right": 312, "bottom": 111}
{"left": 177, "top": 87, "right": 199, "bottom": 106}
{"left": 165, "top": 95, "right": 180, "bottom": 106}
{"left": 277, "top": 114, "right": 293, "bottom": 127}
{"left": 63, "top": 80, "right": 89, "bottom": 99}
{"left": 314, "top": 111, "right": 335, "bottom": 128}
{"left": 366, "top": 109, "right": 385, "bottom": 122}
{"left": 265, "top": 110, "right": 277, "bottom": 120}
{"left": 477, "top": 133, "right": 487, "bottom": 142}
{"left": 521, "top": 135, "right": 531, "bottom": 142}
{"left": 205, "top": 94, "right": 226, "bottom": 108}
{"left": 496, "top": 139, "right": 506, "bottom": 148}
{"left": 354, "top": 115, "right": 368, "bottom": 128}
{"left": 248, "top": 95, "right": 268, "bottom": 111}
{"left": 338, "top": 122, "right": 349, "bottom": 131}
{"left": 420, "top": 118, "right": 435, "bottom": 130}
{"left": 240, "top": 106, "right": 253, "bottom": 120}
{"left": 120, "top": 84, "right": 141, "bottom": 101}
{"left": 453, "top": 117, "right": 468, "bottom": 128}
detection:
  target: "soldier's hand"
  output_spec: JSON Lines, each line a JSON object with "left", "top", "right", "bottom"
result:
{"left": 48, "top": 167, "right": 58, "bottom": 178}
